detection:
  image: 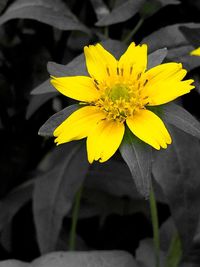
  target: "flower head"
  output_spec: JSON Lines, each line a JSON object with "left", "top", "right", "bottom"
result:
{"left": 51, "top": 42, "right": 194, "bottom": 163}
{"left": 190, "top": 47, "right": 200, "bottom": 56}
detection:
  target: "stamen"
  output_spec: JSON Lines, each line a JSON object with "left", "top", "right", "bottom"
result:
{"left": 94, "top": 79, "right": 100, "bottom": 90}
{"left": 121, "top": 68, "right": 124, "bottom": 76}
{"left": 106, "top": 67, "right": 110, "bottom": 76}
{"left": 130, "top": 66, "right": 133, "bottom": 75}
{"left": 137, "top": 72, "right": 142, "bottom": 80}
{"left": 143, "top": 79, "right": 148, "bottom": 86}
{"left": 117, "top": 67, "right": 119, "bottom": 75}
{"left": 94, "top": 83, "right": 99, "bottom": 90}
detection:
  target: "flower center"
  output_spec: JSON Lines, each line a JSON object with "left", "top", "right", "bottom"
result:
{"left": 93, "top": 76, "right": 149, "bottom": 122}
{"left": 107, "top": 84, "right": 130, "bottom": 101}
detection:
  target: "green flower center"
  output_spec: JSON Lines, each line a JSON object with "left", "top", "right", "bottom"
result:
{"left": 108, "top": 84, "right": 130, "bottom": 101}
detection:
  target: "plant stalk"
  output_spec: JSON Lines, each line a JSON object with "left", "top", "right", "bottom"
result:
{"left": 149, "top": 184, "right": 160, "bottom": 267}
{"left": 123, "top": 17, "right": 144, "bottom": 44}
{"left": 68, "top": 185, "right": 83, "bottom": 250}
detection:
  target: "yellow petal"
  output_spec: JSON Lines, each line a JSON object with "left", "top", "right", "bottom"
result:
{"left": 141, "top": 63, "right": 194, "bottom": 105}
{"left": 87, "top": 120, "right": 125, "bottom": 163}
{"left": 84, "top": 43, "right": 117, "bottom": 83}
{"left": 54, "top": 106, "right": 106, "bottom": 145}
{"left": 126, "top": 109, "right": 171, "bottom": 150}
{"left": 118, "top": 42, "right": 147, "bottom": 80}
{"left": 51, "top": 76, "right": 100, "bottom": 102}
{"left": 190, "top": 47, "right": 200, "bottom": 56}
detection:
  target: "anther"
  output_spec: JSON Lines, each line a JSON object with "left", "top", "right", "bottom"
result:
{"left": 137, "top": 72, "right": 142, "bottom": 80}
{"left": 106, "top": 67, "right": 110, "bottom": 76}
{"left": 143, "top": 79, "right": 148, "bottom": 86}
{"left": 130, "top": 66, "right": 133, "bottom": 75}
{"left": 94, "top": 84, "right": 99, "bottom": 90}
{"left": 94, "top": 79, "right": 99, "bottom": 85}
{"left": 117, "top": 67, "right": 119, "bottom": 75}
{"left": 121, "top": 68, "right": 124, "bottom": 76}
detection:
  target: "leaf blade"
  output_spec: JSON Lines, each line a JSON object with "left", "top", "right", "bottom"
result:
{"left": 38, "top": 104, "right": 79, "bottom": 137}
{"left": 162, "top": 103, "right": 200, "bottom": 139}
{"left": 33, "top": 143, "right": 89, "bottom": 253}
{"left": 119, "top": 128, "right": 152, "bottom": 198}
{"left": 0, "top": 0, "right": 90, "bottom": 34}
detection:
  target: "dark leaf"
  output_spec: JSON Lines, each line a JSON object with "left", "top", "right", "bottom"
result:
{"left": 79, "top": 188, "right": 149, "bottom": 219}
{"left": 0, "top": 251, "right": 137, "bottom": 267}
{"left": 0, "top": 181, "right": 33, "bottom": 232}
{"left": 38, "top": 104, "right": 79, "bottom": 137}
{"left": 90, "top": 0, "right": 110, "bottom": 20}
{"left": 136, "top": 239, "right": 166, "bottom": 267}
{"left": 26, "top": 93, "right": 57, "bottom": 119}
{"left": 143, "top": 23, "right": 200, "bottom": 70}
{"left": 119, "top": 128, "right": 152, "bottom": 198}
{"left": 95, "top": 0, "right": 145, "bottom": 26}
{"left": 153, "top": 126, "right": 200, "bottom": 257}
{"left": 33, "top": 142, "right": 89, "bottom": 253}
{"left": 0, "top": 0, "right": 90, "bottom": 34}
{"left": 179, "top": 26, "right": 200, "bottom": 47}
{"left": 47, "top": 55, "right": 86, "bottom": 77}
{"left": 85, "top": 160, "right": 140, "bottom": 199}
{"left": 165, "top": 232, "right": 182, "bottom": 267}
{"left": 167, "top": 45, "right": 200, "bottom": 71}
{"left": 147, "top": 48, "right": 168, "bottom": 69}
{"left": 0, "top": 222, "right": 12, "bottom": 253}
{"left": 0, "top": 0, "right": 8, "bottom": 14}
{"left": 142, "top": 23, "right": 196, "bottom": 52}
{"left": 31, "top": 39, "right": 126, "bottom": 95}
{"left": 140, "top": 0, "right": 179, "bottom": 19}
{"left": 31, "top": 79, "right": 58, "bottom": 95}
{"left": 160, "top": 217, "right": 177, "bottom": 251}
{"left": 161, "top": 103, "right": 200, "bottom": 139}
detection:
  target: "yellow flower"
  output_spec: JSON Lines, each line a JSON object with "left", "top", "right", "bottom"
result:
{"left": 51, "top": 42, "right": 194, "bottom": 163}
{"left": 190, "top": 47, "right": 200, "bottom": 56}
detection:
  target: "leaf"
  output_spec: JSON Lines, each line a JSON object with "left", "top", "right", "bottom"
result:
{"left": 0, "top": 251, "right": 138, "bottom": 267}
{"left": 152, "top": 126, "right": 200, "bottom": 256}
{"left": 0, "top": 181, "right": 33, "bottom": 232}
{"left": 140, "top": 0, "right": 179, "bottom": 19}
{"left": 136, "top": 239, "right": 166, "bottom": 267}
{"left": 26, "top": 93, "right": 57, "bottom": 119}
{"left": 142, "top": 23, "right": 200, "bottom": 53}
{"left": 33, "top": 142, "right": 89, "bottom": 253}
{"left": 31, "top": 79, "right": 58, "bottom": 95}
{"left": 179, "top": 26, "right": 200, "bottom": 47}
{"left": 160, "top": 217, "right": 177, "bottom": 251}
{"left": 85, "top": 160, "right": 140, "bottom": 199}
{"left": 0, "top": 260, "right": 29, "bottom": 267}
{"left": 165, "top": 232, "right": 182, "bottom": 267}
{"left": 161, "top": 103, "right": 200, "bottom": 140}
{"left": 0, "top": 0, "right": 90, "bottom": 34}
{"left": 143, "top": 23, "right": 200, "bottom": 71}
{"left": 167, "top": 45, "right": 200, "bottom": 71}
{"left": 38, "top": 104, "right": 79, "bottom": 137}
{"left": 31, "top": 39, "right": 126, "bottom": 95}
{"left": 0, "top": 0, "right": 8, "bottom": 14}
{"left": 90, "top": 0, "right": 110, "bottom": 20}
{"left": 95, "top": 0, "right": 145, "bottom": 26}
{"left": 119, "top": 127, "right": 152, "bottom": 198}
{"left": 147, "top": 48, "right": 168, "bottom": 69}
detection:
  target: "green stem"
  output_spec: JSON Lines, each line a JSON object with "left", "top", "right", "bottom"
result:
{"left": 123, "top": 17, "right": 144, "bottom": 44}
{"left": 68, "top": 185, "right": 83, "bottom": 250}
{"left": 149, "top": 184, "right": 160, "bottom": 267}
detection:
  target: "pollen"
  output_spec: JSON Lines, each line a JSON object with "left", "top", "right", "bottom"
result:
{"left": 93, "top": 74, "right": 148, "bottom": 123}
